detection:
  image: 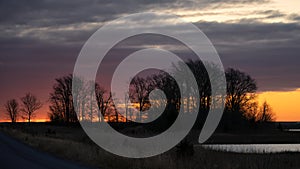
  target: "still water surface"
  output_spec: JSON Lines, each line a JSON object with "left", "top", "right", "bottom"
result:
{"left": 202, "top": 144, "right": 300, "bottom": 153}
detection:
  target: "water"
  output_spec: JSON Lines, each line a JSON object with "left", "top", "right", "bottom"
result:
{"left": 201, "top": 144, "right": 300, "bottom": 153}
{"left": 287, "top": 129, "right": 300, "bottom": 132}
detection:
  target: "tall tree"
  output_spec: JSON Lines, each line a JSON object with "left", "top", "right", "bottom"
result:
{"left": 49, "top": 74, "right": 77, "bottom": 123}
{"left": 225, "top": 68, "right": 257, "bottom": 114}
{"left": 4, "top": 99, "right": 19, "bottom": 123}
{"left": 72, "top": 76, "right": 85, "bottom": 121}
{"left": 221, "top": 68, "right": 257, "bottom": 130}
{"left": 95, "top": 83, "right": 111, "bottom": 122}
{"left": 49, "top": 75, "right": 113, "bottom": 123}
{"left": 173, "top": 60, "right": 225, "bottom": 129}
{"left": 20, "top": 93, "right": 42, "bottom": 123}
{"left": 129, "top": 77, "right": 151, "bottom": 122}
{"left": 185, "top": 60, "right": 211, "bottom": 112}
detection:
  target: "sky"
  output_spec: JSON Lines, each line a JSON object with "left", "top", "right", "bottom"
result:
{"left": 0, "top": 0, "right": 300, "bottom": 121}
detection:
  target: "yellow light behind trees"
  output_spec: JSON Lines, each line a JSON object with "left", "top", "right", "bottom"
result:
{"left": 258, "top": 88, "right": 300, "bottom": 121}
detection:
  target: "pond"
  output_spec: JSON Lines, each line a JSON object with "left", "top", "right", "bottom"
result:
{"left": 201, "top": 144, "right": 300, "bottom": 153}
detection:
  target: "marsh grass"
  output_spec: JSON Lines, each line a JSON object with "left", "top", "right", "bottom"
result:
{"left": 1, "top": 123, "right": 300, "bottom": 169}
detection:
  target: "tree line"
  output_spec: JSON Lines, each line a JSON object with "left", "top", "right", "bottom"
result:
{"left": 3, "top": 60, "right": 275, "bottom": 129}
{"left": 47, "top": 60, "right": 275, "bottom": 129}
{"left": 3, "top": 93, "right": 42, "bottom": 123}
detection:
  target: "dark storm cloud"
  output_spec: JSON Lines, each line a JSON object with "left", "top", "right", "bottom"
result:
{"left": 0, "top": 0, "right": 138, "bottom": 26}
{"left": 260, "top": 10, "right": 286, "bottom": 19}
{"left": 0, "top": 0, "right": 271, "bottom": 46}
{"left": 288, "top": 14, "right": 300, "bottom": 21}
{"left": 196, "top": 21, "right": 300, "bottom": 91}
{"left": 0, "top": 0, "right": 268, "bottom": 26}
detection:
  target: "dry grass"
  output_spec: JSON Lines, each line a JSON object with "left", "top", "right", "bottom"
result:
{"left": 1, "top": 123, "right": 300, "bottom": 169}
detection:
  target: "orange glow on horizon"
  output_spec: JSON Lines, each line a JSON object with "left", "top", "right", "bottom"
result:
{"left": 0, "top": 105, "right": 50, "bottom": 123}
{"left": 0, "top": 118, "right": 50, "bottom": 123}
{"left": 2, "top": 89, "right": 300, "bottom": 123}
{"left": 258, "top": 88, "right": 300, "bottom": 121}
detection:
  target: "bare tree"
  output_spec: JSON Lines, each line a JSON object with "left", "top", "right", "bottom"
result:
{"left": 225, "top": 68, "right": 257, "bottom": 114}
{"left": 4, "top": 99, "right": 19, "bottom": 123}
{"left": 95, "top": 83, "right": 111, "bottom": 122}
{"left": 220, "top": 68, "right": 258, "bottom": 129}
{"left": 49, "top": 75, "right": 115, "bottom": 123}
{"left": 49, "top": 75, "right": 77, "bottom": 123}
{"left": 129, "top": 77, "right": 151, "bottom": 122}
{"left": 85, "top": 81, "right": 98, "bottom": 122}
{"left": 48, "top": 98, "right": 64, "bottom": 122}
{"left": 72, "top": 75, "right": 85, "bottom": 121}
{"left": 257, "top": 101, "right": 276, "bottom": 122}
{"left": 124, "top": 92, "right": 129, "bottom": 122}
{"left": 20, "top": 93, "right": 42, "bottom": 123}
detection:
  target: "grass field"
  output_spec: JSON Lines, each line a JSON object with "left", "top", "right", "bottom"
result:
{"left": 1, "top": 123, "right": 300, "bottom": 169}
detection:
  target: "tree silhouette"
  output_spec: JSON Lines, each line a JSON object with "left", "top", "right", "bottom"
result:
{"left": 257, "top": 101, "right": 276, "bottom": 122}
{"left": 49, "top": 75, "right": 77, "bottom": 123}
{"left": 152, "top": 73, "right": 181, "bottom": 124}
{"left": 185, "top": 60, "right": 211, "bottom": 112}
{"left": 85, "top": 81, "right": 98, "bottom": 122}
{"left": 95, "top": 83, "right": 111, "bottom": 122}
{"left": 221, "top": 68, "right": 257, "bottom": 130}
{"left": 129, "top": 76, "right": 151, "bottom": 122}
{"left": 49, "top": 75, "right": 115, "bottom": 123}
{"left": 173, "top": 60, "right": 226, "bottom": 130}
{"left": 225, "top": 68, "right": 257, "bottom": 113}
{"left": 20, "top": 93, "right": 42, "bottom": 123}
{"left": 244, "top": 101, "right": 259, "bottom": 123}
{"left": 4, "top": 99, "right": 19, "bottom": 123}
{"left": 47, "top": 64, "right": 268, "bottom": 131}
{"left": 72, "top": 75, "right": 85, "bottom": 121}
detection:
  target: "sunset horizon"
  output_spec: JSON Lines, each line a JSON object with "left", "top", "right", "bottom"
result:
{"left": 1, "top": 1, "right": 300, "bottom": 169}
{"left": 2, "top": 0, "right": 300, "bottom": 123}
{"left": 1, "top": 87, "right": 300, "bottom": 122}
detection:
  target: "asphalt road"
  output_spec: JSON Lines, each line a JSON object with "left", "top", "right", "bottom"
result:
{"left": 0, "top": 132, "right": 94, "bottom": 169}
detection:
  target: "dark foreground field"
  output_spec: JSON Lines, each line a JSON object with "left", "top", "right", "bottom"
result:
{"left": 1, "top": 123, "right": 300, "bottom": 169}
